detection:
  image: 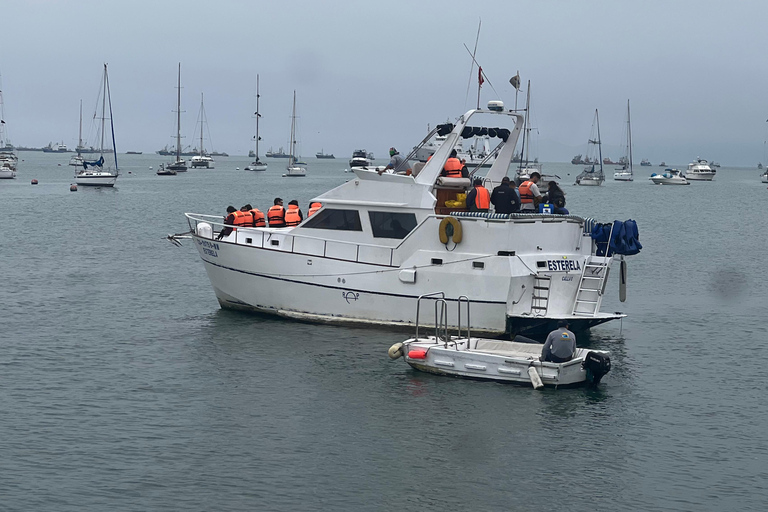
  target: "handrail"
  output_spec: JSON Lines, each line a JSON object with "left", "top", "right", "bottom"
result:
{"left": 414, "top": 292, "right": 472, "bottom": 349}
{"left": 415, "top": 292, "right": 445, "bottom": 341}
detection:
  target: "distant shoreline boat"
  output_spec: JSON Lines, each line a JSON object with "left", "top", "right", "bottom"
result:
{"left": 316, "top": 149, "right": 335, "bottom": 159}
{"left": 266, "top": 146, "right": 291, "bottom": 158}
{"left": 126, "top": 151, "right": 142, "bottom": 155}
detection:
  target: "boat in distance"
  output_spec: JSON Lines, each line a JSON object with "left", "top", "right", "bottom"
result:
{"left": 180, "top": 101, "right": 640, "bottom": 337}
{"left": 684, "top": 157, "right": 716, "bottom": 181}
{"left": 650, "top": 169, "right": 689, "bottom": 185}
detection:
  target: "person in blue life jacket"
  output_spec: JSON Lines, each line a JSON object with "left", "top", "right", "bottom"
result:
{"left": 540, "top": 320, "right": 576, "bottom": 363}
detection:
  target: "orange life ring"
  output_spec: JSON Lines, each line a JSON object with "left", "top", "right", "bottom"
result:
{"left": 438, "top": 216, "right": 462, "bottom": 244}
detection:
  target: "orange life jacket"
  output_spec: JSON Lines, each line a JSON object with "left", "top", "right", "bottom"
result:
{"left": 308, "top": 202, "right": 322, "bottom": 217}
{"left": 267, "top": 205, "right": 286, "bottom": 226}
{"left": 519, "top": 180, "right": 536, "bottom": 203}
{"left": 233, "top": 210, "right": 251, "bottom": 228}
{"left": 443, "top": 157, "right": 463, "bottom": 178}
{"left": 474, "top": 185, "right": 490, "bottom": 210}
{"left": 249, "top": 208, "right": 266, "bottom": 227}
{"left": 284, "top": 205, "right": 302, "bottom": 227}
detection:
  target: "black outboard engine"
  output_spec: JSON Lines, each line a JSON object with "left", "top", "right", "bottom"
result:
{"left": 583, "top": 351, "right": 611, "bottom": 384}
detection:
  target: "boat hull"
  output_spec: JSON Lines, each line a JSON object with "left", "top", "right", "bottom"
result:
{"left": 577, "top": 179, "right": 603, "bottom": 186}
{"left": 245, "top": 163, "right": 267, "bottom": 172}
{"left": 684, "top": 173, "right": 715, "bottom": 181}
{"left": 0, "top": 169, "right": 16, "bottom": 179}
{"left": 613, "top": 172, "right": 633, "bottom": 181}
{"left": 74, "top": 173, "right": 117, "bottom": 186}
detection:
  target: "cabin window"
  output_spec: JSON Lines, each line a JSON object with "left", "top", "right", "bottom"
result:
{"left": 302, "top": 208, "right": 363, "bottom": 231}
{"left": 369, "top": 211, "right": 418, "bottom": 239}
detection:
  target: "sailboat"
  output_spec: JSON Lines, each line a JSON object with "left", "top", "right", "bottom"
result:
{"left": 74, "top": 64, "right": 119, "bottom": 187}
{"left": 190, "top": 93, "right": 215, "bottom": 169}
{"left": 69, "top": 100, "right": 85, "bottom": 168}
{"left": 245, "top": 75, "right": 267, "bottom": 172}
{"left": 0, "top": 81, "right": 18, "bottom": 179}
{"left": 165, "top": 63, "right": 186, "bottom": 173}
{"left": 575, "top": 109, "right": 605, "bottom": 186}
{"left": 614, "top": 100, "right": 633, "bottom": 181}
{"left": 282, "top": 91, "right": 306, "bottom": 177}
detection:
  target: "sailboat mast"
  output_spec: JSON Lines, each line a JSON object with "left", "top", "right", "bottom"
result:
{"left": 289, "top": 90, "right": 296, "bottom": 167}
{"left": 176, "top": 63, "right": 182, "bottom": 161}
{"left": 627, "top": 100, "right": 633, "bottom": 174}
{"left": 78, "top": 100, "right": 83, "bottom": 155}
{"left": 255, "top": 74, "right": 260, "bottom": 159}
{"left": 200, "top": 93, "right": 204, "bottom": 156}
{"left": 518, "top": 80, "right": 531, "bottom": 171}
{"left": 105, "top": 64, "right": 118, "bottom": 172}
{"left": 100, "top": 64, "right": 107, "bottom": 155}
{"left": 596, "top": 109, "right": 603, "bottom": 173}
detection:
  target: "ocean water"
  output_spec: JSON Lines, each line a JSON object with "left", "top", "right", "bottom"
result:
{"left": 1, "top": 153, "right": 767, "bottom": 511}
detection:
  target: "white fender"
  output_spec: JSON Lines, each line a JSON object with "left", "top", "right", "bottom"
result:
{"left": 528, "top": 366, "right": 544, "bottom": 389}
{"left": 388, "top": 342, "right": 404, "bottom": 360}
{"left": 619, "top": 257, "right": 627, "bottom": 303}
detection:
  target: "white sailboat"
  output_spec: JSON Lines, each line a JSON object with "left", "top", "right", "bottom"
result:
{"left": 245, "top": 75, "right": 267, "bottom": 172}
{"left": 0, "top": 80, "right": 18, "bottom": 179}
{"left": 74, "top": 64, "right": 119, "bottom": 187}
{"left": 166, "top": 63, "right": 187, "bottom": 173}
{"left": 282, "top": 91, "right": 306, "bottom": 177}
{"left": 514, "top": 81, "right": 559, "bottom": 192}
{"left": 190, "top": 93, "right": 215, "bottom": 169}
{"left": 575, "top": 109, "right": 605, "bottom": 186}
{"left": 613, "top": 100, "right": 633, "bottom": 181}
{"left": 69, "top": 100, "right": 85, "bottom": 168}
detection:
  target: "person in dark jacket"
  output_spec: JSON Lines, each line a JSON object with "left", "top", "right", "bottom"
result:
{"left": 544, "top": 181, "right": 569, "bottom": 214}
{"left": 490, "top": 176, "right": 521, "bottom": 214}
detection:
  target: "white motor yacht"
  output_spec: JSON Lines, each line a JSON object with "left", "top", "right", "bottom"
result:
{"left": 0, "top": 159, "right": 16, "bottom": 179}
{"left": 349, "top": 149, "right": 374, "bottom": 168}
{"left": 650, "top": 169, "right": 689, "bottom": 185}
{"left": 179, "top": 101, "right": 642, "bottom": 338}
{"left": 761, "top": 169, "right": 768, "bottom": 183}
{"left": 684, "top": 157, "right": 716, "bottom": 181}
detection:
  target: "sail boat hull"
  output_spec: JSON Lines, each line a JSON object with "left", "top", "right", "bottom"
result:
{"left": 75, "top": 173, "right": 117, "bottom": 186}
{"left": 613, "top": 172, "right": 633, "bottom": 181}
{"left": 245, "top": 162, "right": 267, "bottom": 171}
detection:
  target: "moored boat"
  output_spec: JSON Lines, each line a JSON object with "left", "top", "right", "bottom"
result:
{"left": 0, "top": 87, "right": 17, "bottom": 179}
{"left": 245, "top": 75, "right": 267, "bottom": 172}
{"left": 316, "top": 149, "right": 335, "bottom": 159}
{"left": 613, "top": 100, "right": 634, "bottom": 181}
{"left": 640, "top": 159, "right": 651, "bottom": 166}
{"left": 349, "top": 148, "right": 374, "bottom": 168}
{"left": 178, "top": 101, "right": 642, "bottom": 337}
{"left": 575, "top": 109, "right": 605, "bottom": 186}
{"left": 165, "top": 63, "right": 186, "bottom": 172}
{"left": 684, "top": 157, "right": 715, "bottom": 181}
{"left": 74, "top": 64, "right": 119, "bottom": 187}
{"left": 760, "top": 169, "right": 767, "bottom": 183}
{"left": 189, "top": 93, "right": 215, "bottom": 169}
{"left": 282, "top": 91, "right": 306, "bottom": 177}
{"left": 650, "top": 169, "right": 689, "bottom": 185}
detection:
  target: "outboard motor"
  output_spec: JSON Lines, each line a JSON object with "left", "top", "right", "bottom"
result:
{"left": 583, "top": 351, "right": 611, "bottom": 384}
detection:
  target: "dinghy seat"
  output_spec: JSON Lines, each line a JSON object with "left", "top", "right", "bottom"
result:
{"left": 436, "top": 177, "right": 471, "bottom": 189}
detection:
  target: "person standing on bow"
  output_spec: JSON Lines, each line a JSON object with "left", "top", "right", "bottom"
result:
{"left": 465, "top": 177, "right": 491, "bottom": 212}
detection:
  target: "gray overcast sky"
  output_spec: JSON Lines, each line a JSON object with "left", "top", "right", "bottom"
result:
{"left": 2, "top": 0, "right": 766, "bottom": 165}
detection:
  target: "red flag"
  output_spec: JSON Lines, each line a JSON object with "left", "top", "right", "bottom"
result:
{"left": 478, "top": 67, "right": 484, "bottom": 88}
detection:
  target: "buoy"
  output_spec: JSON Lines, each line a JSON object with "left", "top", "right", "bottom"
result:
{"left": 31, "top": 179, "right": 38, "bottom": 185}
{"left": 528, "top": 366, "right": 544, "bottom": 389}
{"left": 57, "top": 163, "right": 61, "bottom": 166}
{"left": 70, "top": 184, "right": 77, "bottom": 191}
{"left": 407, "top": 349, "right": 427, "bottom": 360}
{"left": 236, "top": 167, "right": 240, "bottom": 170}
{"left": 387, "top": 342, "right": 404, "bottom": 360}
{"left": 128, "top": 171, "right": 132, "bottom": 174}
{"left": 149, "top": 166, "right": 153, "bottom": 169}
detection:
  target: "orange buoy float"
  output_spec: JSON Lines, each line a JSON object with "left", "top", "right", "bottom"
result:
{"left": 407, "top": 349, "right": 428, "bottom": 360}
{"left": 31, "top": 179, "right": 38, "bottom": 185}
{"left": 70, "top": 184, "right": 77, "bottom": 192}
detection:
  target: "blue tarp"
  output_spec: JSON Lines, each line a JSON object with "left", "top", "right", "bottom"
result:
{"left": 591, "top": 219, "right": 642, "bottom": 256}
{"left": 83, "top": 156, "right": 104, "bottom": 169}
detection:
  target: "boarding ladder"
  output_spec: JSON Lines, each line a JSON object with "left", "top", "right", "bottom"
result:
{"left": 572, "top": 257, "right": 610, "bottom": 316}
{"left": 530, "top": 275, "right": 552, "bottom": 317}
{"left": 414, "top": 292, "right": 471, "bottom": 349}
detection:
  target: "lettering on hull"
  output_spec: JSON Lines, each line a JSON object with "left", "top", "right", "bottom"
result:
{"left": 198, "top": 239, "right": 220, "bottom": 257}
{"left": 546, "top": 259, "right": 581, "bottom": 272}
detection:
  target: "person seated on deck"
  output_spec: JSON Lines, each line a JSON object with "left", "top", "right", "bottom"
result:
{"left": 543, "top": 181, "right": 569, "bottom": 215}
{"left": 245, "top": 204, "right": 266, "bottom": 227}
{"left": 490, "top": 176, "right": 521, "bottom": 214}
{"left": 307, "top": 201, "right": 322, "bottom": 217}
{"left": 519, "top": 171, "right": 543, "bottom": 212}
{"left": 284, "top": 199, "right": 304, "bottom": 227}
{"left": 267, "top": 197, "right": 286, "bottom": 227}
{"left": 540, "top": 320, "right": 577, "bottom": 363}
{"left": 465, "top": 177, "right": 491, "bottom": 212}
{"left": 440, "top": 149, "right": 465, "bottom": 178}
{"left": 377, "top": 147, "right": 411, "bottom": 175}
{"left": 216, "top": 206, "right": 238, "bottom": 240}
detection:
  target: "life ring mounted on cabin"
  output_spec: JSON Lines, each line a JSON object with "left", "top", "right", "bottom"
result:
{"left": 438, "top": 216, "right": 462, "bottom": 245}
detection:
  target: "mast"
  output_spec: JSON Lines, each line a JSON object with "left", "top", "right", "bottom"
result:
{"left": 105, "top": 64, "right": 118, "bottom": 172}
{"left": 596, "top": 109, "right": 603, "bottom": 174}
{"left": 627, "top": 100, "right": 633, "bottom": 175}
{"left": 77, "top": 100, "right": 83, "bottom": 155}
{"left": 518, "top": 80, "right": 531, "bottom": 172}
{"left": 199, "top": 93, "right": 204, "bottom": 156}
{"left": 255, "top": 75, "right": 260, "bottom": 160}
{"left": 288, "top": 90, "right": 296, "bottom": 167}
{"left": 100, "top": 64, "right": 107, "bottom": 156}
{"left": 175, "top": 63, "right": 182, "bottom": 162}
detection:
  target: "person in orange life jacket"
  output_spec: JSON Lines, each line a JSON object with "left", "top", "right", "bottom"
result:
{"left": 440, "top": 149, "right": 467, "bottom": 178}
{"left": 465, "top": 177, "right": 491, "bottom": 212}
{"left": 519, "top": 171, "right": 543, "bottom": 211}
{"left": 216, "top": 206, "right": 238, "bottom": 239}
{"left": 267, "top": 197, "right": 286, "bottom": 227}
{"left": 378, "top": 147, "right": 410, "bottom": 175}
{"left": 284, "top": 199, "right": 303, "bottom": 227}
{"left": 243, "top": 203, "right": 266, "bottom": 227}
{"left": 308, "top": 201, "right": 322, "bottom": 217}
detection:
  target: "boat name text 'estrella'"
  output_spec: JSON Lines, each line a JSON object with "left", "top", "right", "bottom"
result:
{"left": 546, "top": 259, "right": 582, "bottom": 272}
